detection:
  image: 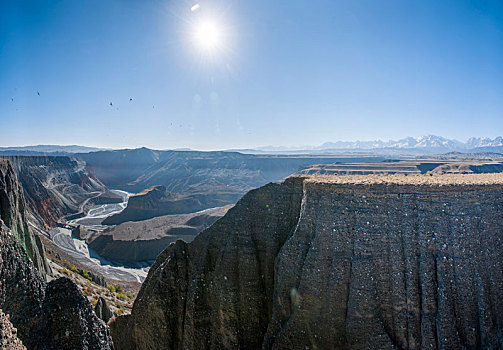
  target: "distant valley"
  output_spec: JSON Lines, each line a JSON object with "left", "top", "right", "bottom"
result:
{"left": 2, "top": 149, "right": 373, "bottom": 280}
{"left": 0, "top": 147, "right": 502, "bottom": 277}
{"left": 88, "top": 205, "right": 231, "bottom": 264}
{"left": 1, "top": 143, "right": 503, "bottom": 348}
{"left": 2, "top": 146, "right": 502, "bottom": 276}
{"left": 1, "top": 155, "right": 122, "bottom": 229}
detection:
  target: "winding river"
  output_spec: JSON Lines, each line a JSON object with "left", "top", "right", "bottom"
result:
{"left": 48, "top": 190, "right": 150, "bottom": 283}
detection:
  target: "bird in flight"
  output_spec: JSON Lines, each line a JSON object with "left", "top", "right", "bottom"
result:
{"left": 130, "top": 98, "right": 133, "bottom": 101}
{"left": 37, "top": 91, "right": 40, "bottom": 96}
{"left": 110, "top": 102, "right": 113, "bottom": 106}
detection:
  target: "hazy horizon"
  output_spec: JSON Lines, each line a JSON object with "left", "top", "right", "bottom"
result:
{"left": 1, "top": 134, "right": 502, "bottom": 152}
{"left": 1, "top": 0, "right": 502, "bottom": 149}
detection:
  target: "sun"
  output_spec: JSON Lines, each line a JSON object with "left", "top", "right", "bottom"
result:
{"left": 193, "top": 20, "right": 222, "bottom": 51}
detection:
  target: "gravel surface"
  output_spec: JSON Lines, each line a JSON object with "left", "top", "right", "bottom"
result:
{"left": 304, "top": 173, "right": 503, "bottom": 185}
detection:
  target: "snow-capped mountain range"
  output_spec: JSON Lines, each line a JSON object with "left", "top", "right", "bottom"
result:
{"left": 249, "top": 135, "right": 503, "bottom": 154}
{"left": 318, "top": 135, "right": 503, "bottom": 151}
{"left": 465, "top": 136, "right": 503, "bottom": 149}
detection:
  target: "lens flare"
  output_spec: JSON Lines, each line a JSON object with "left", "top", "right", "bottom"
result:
{"left": 193, "top": 20, "right": 222, "bottom": 51}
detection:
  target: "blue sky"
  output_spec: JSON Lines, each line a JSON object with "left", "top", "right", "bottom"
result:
{"left": 1, "top": 0, "right": 502, "bottom": 150}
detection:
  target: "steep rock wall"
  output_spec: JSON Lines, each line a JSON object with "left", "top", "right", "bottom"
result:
{"left": 0, "top": 160, "right": 49, "bottom": 274}
{"left": 0, "top": 159, "right": 114, "bottom": 349}
{"left": 115, "top": 177, "right": 304, "bottom": 349}
{"left": 0, "top": 220, "right": 46, "bottom": 347}
{"left": 1, "top": 155, "right": 121, "bottom": 229}
{"left": 265, "top": 179, "right": 503, "bottom": 349}
{"left": 113, "top": 175, "right": 503, "bottom": 349}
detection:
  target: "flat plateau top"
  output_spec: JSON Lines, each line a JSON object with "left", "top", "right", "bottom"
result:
{"left": 303, "top": 173, "right": 503, "bottom": 186}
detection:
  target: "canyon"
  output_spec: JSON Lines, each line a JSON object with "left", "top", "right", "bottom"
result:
{"left": 112, "top": 173, "right": 503, "bottom": 349}
{"left": 2, "top": 148, "right": 503, "bottom": 349}
{"left": 0, "top": 159, "right": 114, "bottom": 349}
{"left": 0, "top": 155, "right": 122, "bottom": 229}
{"left": 0, "top": 150, "right": 379, "bottom": 276}
{"left": 77, "top": 148, "right": 383, "bottom": 202}
{"left": 89, "top": 205, "right": 231, "bottom": 264}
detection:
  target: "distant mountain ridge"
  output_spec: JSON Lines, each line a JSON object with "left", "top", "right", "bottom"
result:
{"left": 318, "top": 135, "right": 503, "bottom": 151}
{"left": 228, "top": 136, "right": 503, "bottom": 155}
{"left": 2, "top": 135, "right": 502, "bottom": 156}
{"left": 0, "top": 145, "right": 105, "bottom": 156}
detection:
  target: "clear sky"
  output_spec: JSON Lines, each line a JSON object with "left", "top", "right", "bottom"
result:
{"left": 1, "top": 0, "right": 502, "bottom": 150}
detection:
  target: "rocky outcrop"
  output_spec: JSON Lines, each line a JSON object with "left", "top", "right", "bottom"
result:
{"left": 0, "top": 159, "right": 114, "bottom": 349}
{"left": 95, "top": 296, "right": 114, "bottom": 323}
{"left": 72, "top": 266, "right": 107, "bottom": 287}
{"left": 0, "top": 308, "right": 26, "bottom": 349}
{"left": 0, "top": 159, "right": 49, "bottom": 275}
{"left": 92, "top": 205, "right": 230, "bottom": 264}
{"left": 39, "top": 278, "right": 113, "bottom": 349}
{"left": 87, "top": 270, "right": 108, "bottom": 288}
{"left": 1, "top": 155, "right": 121, "bottom": 229}
{"left": 112, "top": 177, "right": 305, "bottom": 349}
{"left": 113, "top": 174, "right": 503, "bottom": 349}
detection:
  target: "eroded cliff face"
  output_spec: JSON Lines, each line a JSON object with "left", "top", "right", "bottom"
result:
{"left": 0, "top": 159, "right": 114, "bottom": 349}
{"left": 113, "top": 174, "right": 503, "bottom": 349}
{"left": 0, "top": 160, "right": 49, "bottom": 274}
{"left": 113, "top": 177, "right": 305, "bottom": 349}
{"left": 265, "top": 178, "right": 503, "bottom": 349}
{"left": 1, "top": 155, "right": 121, "bottom": 229}
{"left": 0, "top": 219, "right": 46, "bottom": 347}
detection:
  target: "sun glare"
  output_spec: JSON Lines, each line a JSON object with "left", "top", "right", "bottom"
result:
{"left": 193, "top": 20, "right": 222, "bottom": 51}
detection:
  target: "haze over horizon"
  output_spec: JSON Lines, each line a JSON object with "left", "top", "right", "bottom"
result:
{"left": 2, "top": 134, "right": 503, "bottom": 154}
{"left": 1, "top": 0, "right": 502, "bottom": 149}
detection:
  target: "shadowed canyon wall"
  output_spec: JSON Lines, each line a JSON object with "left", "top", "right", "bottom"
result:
{"left": 0, "top": 159, "right": 114, "bottom": 349}
{"left": 113, "top": 174, "right": 503, "bottom": 349}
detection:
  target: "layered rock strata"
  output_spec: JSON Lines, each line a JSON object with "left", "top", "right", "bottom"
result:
{"left": 0, "top": 160, "right": 49, "bottom": 274}
{"left": 113, "top": 174, "right": 503, "bottom": 349}
{"left": 298, "top": 159, "right": 503, "bottom": 176}
{"left": 1, "top": 155, "right": 121, "bottom": 229}
{"left": 82, "top": 148, "right": 379, "bottom": 224}
{"left": 0, "top": 159, "right": 114, "bottom": 349}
